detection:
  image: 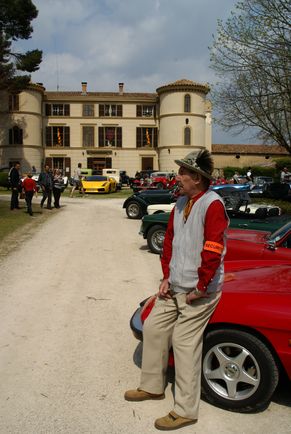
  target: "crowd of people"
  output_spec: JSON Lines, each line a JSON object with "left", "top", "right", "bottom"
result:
{"left": 9, "top": 162, "right": 66, "bottom": 216}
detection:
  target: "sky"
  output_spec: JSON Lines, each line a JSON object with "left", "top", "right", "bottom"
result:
{"left": 16, "top": 0, "right": 262, "bottom": 144}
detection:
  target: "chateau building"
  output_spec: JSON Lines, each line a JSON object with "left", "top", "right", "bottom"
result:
{"left": 0, "top": 79, "right": 212, "bottom": 176}
{"left": 1, "top": 79, "right": 288, "bottom": 176}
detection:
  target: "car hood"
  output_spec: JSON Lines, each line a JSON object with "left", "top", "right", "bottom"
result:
{"left": 227, "top": 228, "right": 270, "bottom": 243}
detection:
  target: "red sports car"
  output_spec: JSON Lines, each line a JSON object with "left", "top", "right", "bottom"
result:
{"left": 225, "top": 221, "right": 291, "bottom": 261}
{"left": 130, "top": 260, "right": 291, "bottom": 413}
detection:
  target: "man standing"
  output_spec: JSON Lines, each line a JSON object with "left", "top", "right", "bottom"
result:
{"left": 38, "top": 165, "right": 53, "bottom": 209}
{"left": 9, "top": 161, "right": 21, "bottom": 210}
{"left": 70, "top": 163, "right": 85, "bottom": 197}
{"left": 125, "top": 150, "right": 229, "bottom": 430}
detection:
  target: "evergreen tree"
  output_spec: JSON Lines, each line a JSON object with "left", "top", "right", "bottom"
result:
{"left": 0, "top": 0, "right": 42, "bottom": 92}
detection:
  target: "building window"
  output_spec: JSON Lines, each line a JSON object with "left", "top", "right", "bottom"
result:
{"left": 83, "top": 126, "right": 95, "bottom": 147}
{"left": 45, "top": 104, "right": 70, "bottom": 116}
{"left": 9, "top": 126, "right": 23, "bottom": 144}
{"left": 136, "top": 105, "right": 155, "bottom": 117}
{"left": 83, "top": 104, "right": 94, "bottom": 116}
{"left": 9, "top": 94, "right": 19, "bottom": 111}
{"left": 98, "top": 127, "right": 122, "bottom": 147}
{"left": 184, "top": 127, "right": 191, "bottom": 145}
{"left": 45, "top": 126, "right": 70, "bottom": 147}
{"left": 184, "top": 94, "right": 191, "bottom": 113}
{"left": 99, "top": 104, "right": 122, "bottom": 117}
{"left": 136, "top": 127, "right": 158, "bottom": 148}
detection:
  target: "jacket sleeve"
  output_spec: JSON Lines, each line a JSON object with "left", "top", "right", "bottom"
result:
{"left": 197, "top": 200, "right": 228, "bottom": 292}
{"left": 160, "top": 208, "right": 175, "bottom": 279}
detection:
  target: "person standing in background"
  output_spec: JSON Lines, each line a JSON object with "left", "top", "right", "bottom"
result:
{"left": 53, "top": 169, "right": 64, "bottom": 208}
{"left": 22, "top": 172, "right": 37, "bottom": 216}
{"left": 9, "top": 161, "right": 21, "bottom": 210}
{"left": 70, "top": 163, "right": 84, "bottom": 197}
{"left": 38, "top": 165, "right": 53, "bottom": 209}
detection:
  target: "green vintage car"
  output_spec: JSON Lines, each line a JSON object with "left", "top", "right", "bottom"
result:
{"left": 140, "top": 211, "right": 291, "bottom": 254}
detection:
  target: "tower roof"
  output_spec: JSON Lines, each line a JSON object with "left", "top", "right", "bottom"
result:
{"left": 156, "top": 79, "right": 210, "bottom": 95}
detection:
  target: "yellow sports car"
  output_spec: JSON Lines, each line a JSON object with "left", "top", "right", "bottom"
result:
{"left": 81, "top": 175, "right": 117, "bottom": 193}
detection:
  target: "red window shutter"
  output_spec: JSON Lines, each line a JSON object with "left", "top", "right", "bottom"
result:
{"left": 99, "top": 104, "right": 104, "bottom": 116}
{"left": 136, "top": 105, "right": 142, "bottom": 117}
{"left": 99, "top": 127, "right": 104, "bottom": 147}
{"left": 117, "top": 127, "right": 122, "bottom": 147}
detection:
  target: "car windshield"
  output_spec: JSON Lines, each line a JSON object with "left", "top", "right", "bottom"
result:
{"left": 85, "top": 176, "right": 107, "bottom": 181}
{"left": 269, "top": 221, "right": 291, "bottom": 243}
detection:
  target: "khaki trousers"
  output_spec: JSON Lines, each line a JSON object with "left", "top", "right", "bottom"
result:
{"left": 140, "top": 291, "right": 221, "bottom": 419}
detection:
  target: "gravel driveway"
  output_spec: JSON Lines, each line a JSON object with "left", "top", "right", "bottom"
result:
{"left": 0, "top": 197, "right": 290, "bottom": 434}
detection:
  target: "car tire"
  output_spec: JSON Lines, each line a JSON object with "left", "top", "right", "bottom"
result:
{"left": 147, "top": 225, "right": 166, "bottom": 254}
{"left": 201, "top": 329, "right": 279, "bottom": 413}
{"left": 126, "top": 201, "right": 143, "bottom": 219}
{"left": 156, "top": 182, "right": 164, "bottom": 189}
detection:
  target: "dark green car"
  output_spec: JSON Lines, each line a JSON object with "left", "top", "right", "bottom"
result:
{"left": 140, "top": 211, "right": 291, "bottom": 254}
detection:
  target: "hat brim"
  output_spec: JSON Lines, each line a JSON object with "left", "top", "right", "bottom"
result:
{"left": 175, "top": 159, "right": 213, "bottom": 180}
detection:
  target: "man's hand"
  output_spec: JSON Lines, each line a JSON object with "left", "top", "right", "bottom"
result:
{"left": 186, "top": 290, "right": 209, "bottom": 304}
{"left": 158, "top": 278, "right": 172, "bottom": 299}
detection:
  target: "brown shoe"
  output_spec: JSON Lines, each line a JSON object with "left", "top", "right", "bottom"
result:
{"left": 124, "top": 388, "right": 165, "bottom": 402}
{"left": 154, "top": 411, "right": 197, "bottom": 430}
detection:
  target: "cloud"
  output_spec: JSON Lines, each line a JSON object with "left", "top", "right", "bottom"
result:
{"left": 14, "top": 0, "right": 262, "bottom": 143}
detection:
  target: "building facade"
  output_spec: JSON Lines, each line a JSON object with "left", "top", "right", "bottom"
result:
{"left": 0, "top": 79, "right": 212, "bottom": 176}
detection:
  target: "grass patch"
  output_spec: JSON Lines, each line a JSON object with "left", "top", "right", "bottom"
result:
{"left": 0, "top": 199, "right": 54, "bottom": 258}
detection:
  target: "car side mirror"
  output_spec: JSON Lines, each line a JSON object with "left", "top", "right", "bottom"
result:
{"left": 267, "top": 240, "right": 276, "bottom": 251}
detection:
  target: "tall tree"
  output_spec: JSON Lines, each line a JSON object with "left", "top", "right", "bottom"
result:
{"left": 0, "top": 0, "right": 42, "bottom": 93}
{"left": 210, "top": 0, "right": 291, "bottom": 153}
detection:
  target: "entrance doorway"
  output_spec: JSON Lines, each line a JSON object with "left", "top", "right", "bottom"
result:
{"left": 87, "top": 157, "right": 112, "bottom": 173}
{"left": 141, "top": 157, "right": 153, "bottom": 171}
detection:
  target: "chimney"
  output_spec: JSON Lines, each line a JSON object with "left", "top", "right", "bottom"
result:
{"left": 81, "top": 82, "right": 87, "bottom": 95}
{"left": 118, "top": 82, "right": 124, "bottom": 95}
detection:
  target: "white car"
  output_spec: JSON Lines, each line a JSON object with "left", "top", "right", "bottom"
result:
{"left": 147, "top": 203, "right": 175, "bottom": 215}
{"left": 147, "top": 202, "right": 281, "bottom": 217}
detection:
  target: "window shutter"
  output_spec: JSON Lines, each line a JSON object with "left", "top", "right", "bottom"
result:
{"left": 9, "top": 129, "right": 13, "bottom": 144}
{"left": 45, "top": 158, "right": 53, "bottom": 168}
{"left": 64, "top": 157, "right": 71, "bottom": 176}
{"left": 9, "top": 95, "right": 12, "bottom": 111}
{"left": 154, "top": 106, "right": 156, "bottom": 118}
{"left": 136, "top": 105, "right": 142, "bottom": 117}
{"left": 19, "top": 128, "right": 23, "bottom": 144}
{"left": 153, "top": 128, "right": 158, "bottom": 148}
{"left": 64, "top": 127, "right": 70, "bottom": 146}
{"left": 98, "top": 127, "right": 104, "bottom": 147}
{"left": 99, "top": 104, "right": 104, "bottom": 117}
{"left": 136, "top": 128, "right": 141, "bottom": 147}
{"left": 46, "top": 127, "right": 52, "bottom": 146}
{"left": 45, "top": 104, "right": 51, "bottom": 116}
{"left": 117, "top": 127, "right": 122, "bottom": 147}
{"left": 64, "top": 104, "right": 70, "bottom": 116}
{"left": 117, "top": 105, "right": 123, "bottom": 117}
